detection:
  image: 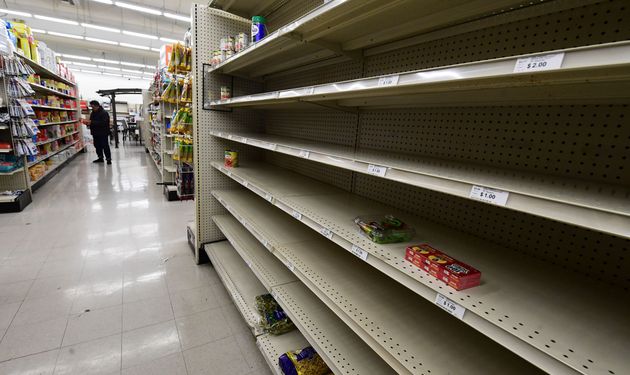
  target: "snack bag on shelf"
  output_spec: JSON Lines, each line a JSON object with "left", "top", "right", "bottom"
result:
{"left": 354, "top": 214, "right": 414, "bottom": 244}
{"left": 255, "top": 294, "right": 295, "bottom": 335}
{"left": 279, "top": 346, "right": 331, "bottom": 375}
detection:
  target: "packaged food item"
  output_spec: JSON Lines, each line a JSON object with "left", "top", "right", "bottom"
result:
{"left": 279, "top": 346, "right": 331, "bottom": 375}
{"left": 405, "top": 243, "right": 481, "bottom": 290}
{"left": 220, "top": 86, "right": 231, "bottom": 100}
{"left": 251, "top": 16, "right": 267, "bottom": 43}
{"left": 224, "top": 150, "right": 238, "bottom": 168}
{"left": 255, "top": 294, "right": 295, "bottom": 335}
{"left": 354, "top": 215, "right": 414, "bottom": 244}
{"left": 234, "top": 32, "right": 249, "bottom": 52}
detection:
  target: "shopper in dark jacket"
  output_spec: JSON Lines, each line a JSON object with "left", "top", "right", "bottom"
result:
{"left": 85, "top": 100, "right": 112, "bottom": 164}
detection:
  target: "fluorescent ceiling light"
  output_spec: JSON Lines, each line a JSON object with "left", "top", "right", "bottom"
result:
{"left": 159, "top": 37, "right": 179, "bottom": 43}
{"left": 163, "top": 12, "right": 190, "bottom": 22}
{"left": 123, "top": 75, "right": 142, "bottom": 79}
{"left": 143, "top": 71, "right": 154, "bottom": 75}
{"left": 81, "top": 23, "right": 120, "bottom": 33}
{"left": 30, "top": 29, "right": 46, "bottom": 34}
{"left": 48, "top": 31, "right": 84, "bottom": 40}
{"left": 80, "top": 69, "right": 102, "bottom": 74}
{"left": 150, "top": 48, "right": 160, "bottom": 52}
{"left": 85, "top": 37, "right": 118, "bottom": 45}
{"left": 122, "top": 30, "right": 158, "bottom": 40}
{"left": 0, "top": 9, "right": 32, "bottom": 18}
{"left": 115, "top": 2, "right": 162, "bottom": 16}
{"left": 122, "top": 68, "right": 142, "bottom": 73}
{"left": 145, "top": 65, "right": 156, "bottom": 69}
{"left": 91, "top": 0, "right": 114, "bottom": 4}
{"left": 93, "top": 58, "right": 120, "bottom": 64}
{"left": 120, "top": 42, "right": 150, "bottom": 51}
{"left": 120, "top": 62, "right": 145, "bottom": 68}
{"left": 103, "top": 72, "right": 122, "bottom": 77}
{"left": 34, "top": 15, "right": 78, "bottom": 25}
{"left": 67, "top": 62, "right": 97, "bottom": 67}
{"left": 61, "top": 54, "right": 92, "bottom": 61}
{"left": 99, "top": 65, "right": 121, "bottom": 71}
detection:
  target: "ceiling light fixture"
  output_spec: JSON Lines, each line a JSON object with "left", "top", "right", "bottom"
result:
{"left": 114, "top": 2, "right": 162, "bottom": 16}
{"left": 123, "top": 75, "right": 143, "bottom": 79}
{"left": 122, "top": 30, "right": 158, "bottom": 40}
{"left": 91, "top": 0, "right": 114, "bottom": 4}
{"left": 0, "top": 9, "right": 32, "bottom": 18}
{"left": 34, "top": 15, "right": 79, "bottom": 25}
{"left": 66, "top": 61, "right": 97, "bottom": 67}
{"left": 85, "top": 37, "right": 118, "bottom": 45}
{"left": 102, "top": 72, "right": 123, "bottom": 77}
{"left": 98, "top": 65, "right": 121, "bottom": 71}
{"left": 142, "top": 71, "right": 154, "bottom": 75}
{"left": 163, "top": 12, "right": 190, "bottom": 22}
{"left": 48, "top": 31, "right": 84, "bottom": 40}
{"left": 159, "top": 37, "right": 179, "bottom": 43}
{"left": 120, "top": 42, "right": 150, "bottom": 51}
{"left": 121, "top": 68, "right": 142, "bottom": 73}
{"left": 145, "top": 65, "right": 156, "bottom": 69}
{"left": 93, "top": 58, "right": 120, "bottom": 64}
{"left": 120, "top": 62, "right": 145, "bottom": 68}
{"left": 30, "top": 29, "right": 46, "bottom": 34}
{"left": 61, "top": 54, "right": 92, "bottom": 61}
{"left": 81, "top": 23, "right": 120, "bottom": 33}
{"left": 150, "top": 48, "right": 160, "bottom": 52}
{"left": 80, "top": 69, "right": 102, "bottom": 74}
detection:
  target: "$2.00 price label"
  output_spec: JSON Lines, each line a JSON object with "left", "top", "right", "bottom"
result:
{"left": 435, "top": 293, "right": 466, "bottom": 320}
{"left": 469, "top": 185, "right": 509, "bottom": 206}
{"left": 514, "top": 52, "right": 564, "bottom": 73}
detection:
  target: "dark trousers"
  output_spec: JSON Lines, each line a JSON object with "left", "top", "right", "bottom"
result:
{"left": 94, "top": 134, "right": 112, "bottom": 161}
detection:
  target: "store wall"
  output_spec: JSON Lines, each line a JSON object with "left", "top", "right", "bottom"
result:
{"left": 73, "top": 72, "right": 151, "bottom": 105}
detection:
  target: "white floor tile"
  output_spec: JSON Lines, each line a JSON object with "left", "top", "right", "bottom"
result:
{"left": 121, "top": 320, "right": 181, "bottom": 369}
{"left": 62, "top": 305, "right": 123, "bottom": 347}
{"left": 0, "top": 316, "right": 67, "bottom": 361}
{"left": 54, "top": 334, "right": 122, "bottom": 375}
{"left": 183, "top": 336, "right": 254, "bottom": 375}
{"left": 121, "top": 351, "right": 187, "bottom": 375}
{"left": 0, "top": 301, "right": 21, "bottom": 334}
{"left": 169, "top": 286, "right": 223, "bottom": 318}
{"left": 122, "top": 296, "right": 174, "bottom": 332}
{"left": 0, "top": 348, "right": 59, "bottom": 375}
{"left": 0, "top": 280, "right": 32, "bottom": 305}
{"left": 175, "top": 308, "right": 232, "bottom": 350}
{"left": 12, "top": 294, "right": 74, "bottom": 326}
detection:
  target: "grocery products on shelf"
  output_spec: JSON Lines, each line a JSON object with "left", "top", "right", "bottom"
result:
{"left": 224, "top": 150, "right": 238, "bottom": 168}
{"left": 251, "top": 16, "right": 267, "bottom": 43}
{"left": 279, "top": 346, "right": 331, "bottom": 375}
{"left": 354, "top": 215, "right": 415, "bottom": 244}
{"left": 168, "top": 42, "right": 192, "bottom": 73}
{"left": 405, "top": 244, "right": 481, "bottom": 291}
{"left": 255, "top": 294, "right": 295, "bottom": 335}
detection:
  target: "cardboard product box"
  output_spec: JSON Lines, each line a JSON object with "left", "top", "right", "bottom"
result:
{"left": 405, "top": 243, "right": 481, "bottom": 290}
{"left": 160, "top": 44, "right": 173, "bottom": 68}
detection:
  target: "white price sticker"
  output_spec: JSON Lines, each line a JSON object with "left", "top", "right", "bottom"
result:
{"left": 264, "top": 143, "right": 277, "bottom": 151}
{"left": 320, "top": 227, "right": 334, "bottom": 240}
{"left": 298, "top": 150, "right": 310, "bottom": 159}
{"left": 367, "top": 164, "right": 387, "bottom": 177}
{"left": 378, "top": 75, "right": 400, "bottom": 87}
{"left": 227, "top": 134, "right": 233, "bottom": 140}
{"left": 284, "top": 260, "right": 295, "bottom": 272}
{"left": 350, "top": 245, "right": 369, "bottom": 261}
{"left": 241, "top": 137, "right": 248, "bottom": 144}
{"left": 246, "top": 261, "right": 252, "bottom": 269}
{"left": 304, "top": 87, "right": 315, "bottom": 95}
{"left": 469, "top": 185, "right": 509, "bottom": 206}
{"left": 243, "top": 181, "right": 249, "bottom": 188}
{"left": 226, "top": 170, "right": 232, "bottom": 176}
{"left": 263, "top": 239, "right": 272, "bottom": 251}
{"left": 435, "top": 293, "right": 466, "bottom": 320}
{"left": 514, "top": 52, "right": 564, "bottom": 73}
{"left": 217, "top": 132, "right": 223, "bottom": 137}
{"left": 265, "top": 193, "right": 274, "bottom": 203}
{"left": 292, "top": 211, "right": 302, "bottom": 220}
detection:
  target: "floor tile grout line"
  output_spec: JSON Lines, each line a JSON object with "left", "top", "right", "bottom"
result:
{"left": 0, "top": 277, "right": 35, "bottom": 347}
{"left": 164, "top": 257, "right": 191, "bottom": 375}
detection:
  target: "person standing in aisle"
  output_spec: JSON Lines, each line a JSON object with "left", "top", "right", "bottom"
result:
{"left": 84, "top": 100, "right": 112, "bottom": 164}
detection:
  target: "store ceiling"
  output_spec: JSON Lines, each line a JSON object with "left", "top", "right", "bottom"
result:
{"left": 0, "top": 0, "right": 195, "bottom": 73}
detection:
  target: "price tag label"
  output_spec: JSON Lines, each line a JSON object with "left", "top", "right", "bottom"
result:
{"left": 514, "top": 52, "right": 564, "bottom": 73}
{"left": 284, "top": 260, "right": 295, "bottom": 272}
{"left": 226, "top": 170, "right": 232, "bottom": 176}
{"left": 377, "top": 75, "right": 400, "bottom": 87}
{"left": 241, "top": 137, "right": 248, "bottom": 144}
{"left": 304, "top": 87, "right": 315, "bottom": 95}
{"left": 227, "top": 134, "right": 233, "bottom": 140}
{"left": 292, "top": 211, "right": 302, "bottom": 220}
{"left": 274, "top": 92, "right": 281, "bottom": 99}
{"left": 367, "top": 164, "right": 387, "bottom": 177}
{"left": 320, "top": 227, "right": 334, "bottom": 240}
{"left": 265, "top": 193, "right": 274, "bottom": 203}
{"left": 217, "top": 132, "right": 223, "bottom": 137}
{"left": 246, "top": 261, "right": 253, "bottom": 269}
{"left": 263, "top": 240, "right": 272, "bottom": 251}
{"left": 435, "top": 293, "right": 466, "bottom": 320}
{"left": 264, "top": 143, "right": 277, "bottom": 151}
{"left": 243, "top": 181, "right": 249, "bottom": 188}
{"left": 298, "top": 150, "right": 310, "bottom": 159}
{"left": 469, "top": 185, "right": 509, "bottom": 206}
{"left": 350, "top": 245, "right": 369, "bottom": 261}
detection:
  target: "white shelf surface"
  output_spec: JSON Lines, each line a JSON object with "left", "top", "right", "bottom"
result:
{"left": 35, "top": 131, "right": 79, "bottom": 146}
{"left": 28, "top": 140, "right": 80, "bottom": 167}
{"left": 205, "top": 241, "right": 265, "bottom": 335}
{"left": 213, "top": 189, "right": 544, "bottom": 375}
{"left": 210, "top": 42, "right": 630, "bottom": 108}
{"left": 211, "top": 215, "right": 396, "bottom": 375}
{"left": 210, "top": 0, "right": 532, "bottom": 77}
{"left": 16, "top": 52, "right": 76, "bottom": 86}
{"left": 0, "top": 167, "right": 24, "bottom": 176}
{"left": 213, "top": 130, "right": 630, "bottom": 238}
{"left": 212, "top": 162, "right": 630, "bottom": 375}
{"left": 36, "top": 120, "right": 79, "bottom": 127}
{"left": 31, "top": 105, "right": 78, "bottom": 111}
{"left": 256, "top": 331, "right": 309, "bottom": 375}
{"left": 29, "top": 145, "right": 84, "bottom": 186}
{"left": 28, "top": 83, "right": 77, "bottom": 100}
{"left": 213, "top": 215, "right": 297, "bottom": 291}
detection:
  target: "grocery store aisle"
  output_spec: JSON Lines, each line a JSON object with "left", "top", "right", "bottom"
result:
{"left": 0, "top": 145, "right": 270, "bottom": 375}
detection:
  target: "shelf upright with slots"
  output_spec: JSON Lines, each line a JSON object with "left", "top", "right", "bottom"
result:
{"left": 193, "top": 1, "right": 630, "bottom": 374}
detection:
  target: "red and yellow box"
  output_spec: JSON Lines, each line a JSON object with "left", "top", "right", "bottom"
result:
{"left": 405, "top": 243, "right": 481, "bottom": 290}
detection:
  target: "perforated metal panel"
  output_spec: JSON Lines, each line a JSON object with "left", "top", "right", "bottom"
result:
{"left": 265, "top": 152, "right": 353, "bottom": 191}
{"left": 266, "top": 110, "right": 359, "bottom": 146}
{"left": 265, "top": 0, "right": 323, "bottom": 33}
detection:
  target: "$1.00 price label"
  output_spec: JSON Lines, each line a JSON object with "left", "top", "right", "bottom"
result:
{"left": 292, "top": 211, "right": 302, "bottom": 220}
{"left": 469, "top": 185, "right": 509, "bottom": 206}
{"left": 377, "top": 75, "right": 400, "bottom": 87}
{"left": 514, "top": 52, "right": 564, "bottom": 73}
{"left": 435, "top": 293, "right": 466, "bottom": 320}
{"left": 298, "top": 150, "right": 310, "bottom": 159}
{"left": 350, "top": 245, "right": 369, "bottom": 261}
{"left": 367, "top": 164, "right": 387, "bottom": 177}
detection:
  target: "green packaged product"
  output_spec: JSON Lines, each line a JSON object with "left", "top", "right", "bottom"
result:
{"left": 279, "top": 346, "right": 331, "bottom": 375}
{"left": 354, "top": 214, "right": 415, "bottom": 244}
{"left": 255, "top": 294, "right": 295, "bottom": 335}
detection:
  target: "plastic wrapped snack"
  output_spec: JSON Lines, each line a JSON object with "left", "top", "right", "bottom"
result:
{"left": 255, "top": 294, "right": 295, "bottom": 335}
{"left": 279, "top": 346, "right": 331, "bottom": 375}
{"left": 354, "top": 214, "right": 415, "bottom": 244}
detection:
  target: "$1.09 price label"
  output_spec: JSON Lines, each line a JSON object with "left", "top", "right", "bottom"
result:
{"left": 435, "top": 293, "right": 466, "bottom": 320}
{"left": 514, "top": 52, "right": 564, "bottom": 73}
{"left": 469, "top": 185, "right": 509, "bottom": 206}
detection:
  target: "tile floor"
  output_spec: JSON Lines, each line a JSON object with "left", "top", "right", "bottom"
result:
{"left": 0, "top": 145, "right": 272, "bottom": 375}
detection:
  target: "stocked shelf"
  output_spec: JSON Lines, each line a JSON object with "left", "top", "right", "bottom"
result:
{"left": 15, "top": 52, "right": 75, "bottom": 86}
{"left": 36, "top": 120, "right": 79, "bottom": 127}
{"left": 27, "top": 140, "right": 80, "bottom": 167}
{"left": 31, "top": 105, "right": 78, "bottom": 111}
{"left": 0, "top": 148, "right": 12, "bottom": 153}
{"left": 213, "top": 188, "right": 544, "bottom": 375}
{"left": 210, "top": 42, "right": 630, "bottom": 108}
{"left": 256, "top": 331, "right": 309, "bottom": 375}
{"left": 0, "top": 167, "right": 24, "bottom": 176}
{"left": 35, "top": 131, "right": 79, "bottom": 146}
{"left": 213, "top": 130, "right": 630, "bottom": 238}
{"left": 205, "top": 241, "right": 266, "bottom": 335}
{"left": 28, "top": 83, "right": 77, "bottom": 100}
{"left": 30, "top": 145, "right": 85, "bottom": 191}
{"left": 209, "top": 0, "right": 532, "bottom": 78}
{"left": 212, "top": 161, "right": 630, "bottom": 375}
{"left": 206, "top": 218, "right": 397, "bottom": 375}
